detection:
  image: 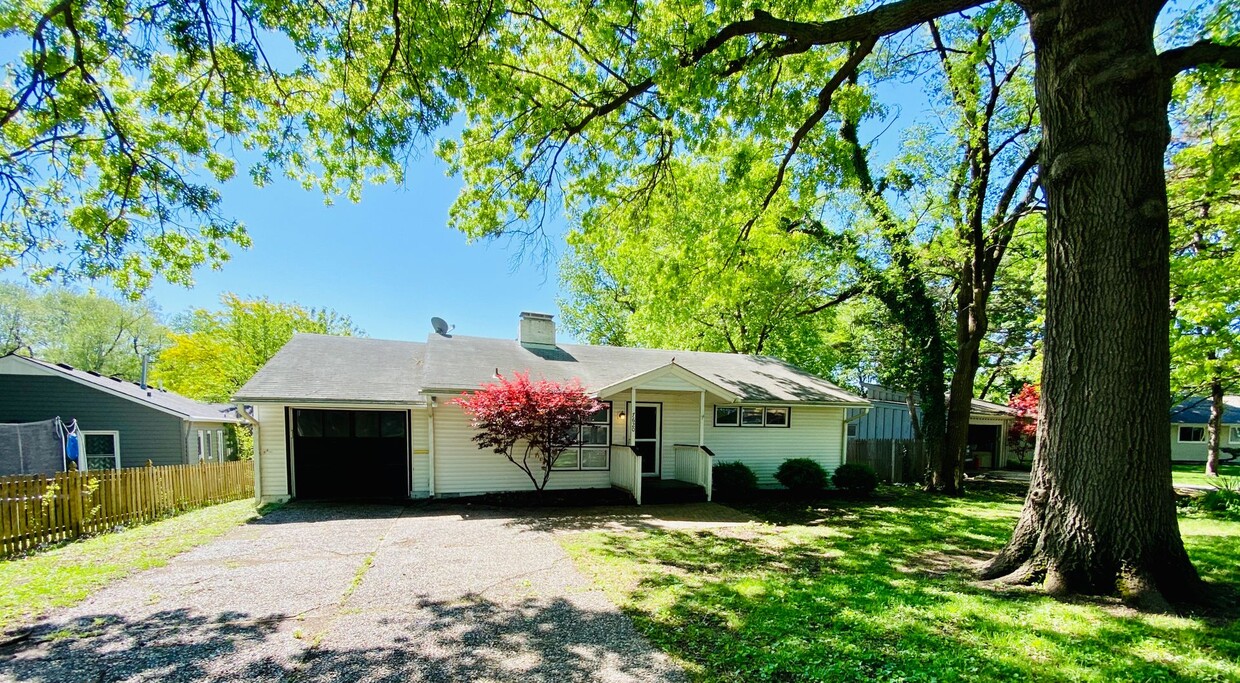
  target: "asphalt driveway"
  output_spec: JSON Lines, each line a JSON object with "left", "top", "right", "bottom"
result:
{"left": 0, "top": 504, "right": 686, "bottom": 683}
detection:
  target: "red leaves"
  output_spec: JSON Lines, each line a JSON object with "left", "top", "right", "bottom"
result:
{"left": 453, "top": 372, "right": 603, "bottom": 490}
{"left": 1007, "top": 383, "right": 1040, "bottom": 458}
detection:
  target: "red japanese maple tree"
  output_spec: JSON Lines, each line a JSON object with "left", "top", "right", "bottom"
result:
{"left": 453, "top": 372, "right": 603, "bottom": 492}
{"left": 1006, "top": 383, "right": 1040, "bottom": 465}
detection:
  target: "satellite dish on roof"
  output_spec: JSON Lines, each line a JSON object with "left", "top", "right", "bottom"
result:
{"left": 431, "top": 317, "right": 454, "bottom": 335}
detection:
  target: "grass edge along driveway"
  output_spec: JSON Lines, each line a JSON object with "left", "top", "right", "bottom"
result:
{"left": 0, "top": 499, "right": 265, "bottom": 633}
{"left": 562, "top": 489, "right": 1240, "bottom": 683}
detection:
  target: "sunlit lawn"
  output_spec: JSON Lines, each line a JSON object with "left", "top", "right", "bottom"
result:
{"left": 563, "top": 488, "right": 1240, "bottom": 683}
{"left": 1173, "top": 463, "right": 1240, "bottom": 488}
{"left": 0, "top": 499, "right": 265, "bottom": 632}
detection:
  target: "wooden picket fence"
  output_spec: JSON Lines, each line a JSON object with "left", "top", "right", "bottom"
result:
{"left": 0, "top": 460, "right": 253, "bottom": 558}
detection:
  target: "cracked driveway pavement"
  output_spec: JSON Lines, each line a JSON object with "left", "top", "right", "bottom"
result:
{"left": 0, "top": 504, "right": 685, "bottom": 683}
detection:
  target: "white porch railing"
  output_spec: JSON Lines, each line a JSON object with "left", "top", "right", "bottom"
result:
{"left": 609, "top": 445, "right": 643, "bottom": 505}
{"left": 673, "top": 444, "right": 713, "bottom": 502}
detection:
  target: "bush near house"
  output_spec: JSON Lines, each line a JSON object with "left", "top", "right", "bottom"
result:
{"left": 774, "top": 458, "right": 828, "bottom": 497}
{"left": 712, "top": 461, "right": 758, "bottom": 502}
{"left": 832, "top": 463, "right": 879, "bottom": 496}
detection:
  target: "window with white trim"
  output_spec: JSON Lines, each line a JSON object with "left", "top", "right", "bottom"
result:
{"left": 1178, "top": 426, "right": 1206, "bottom": 443}
{"left": 553, "top": 402, "right": 612, "bottom": 470}
{"left": 714, "top": 405, "right": 792, "bottom": 428}
{"left": 82, "top": 431, "right": 120, "bottom": 471}
{"left": 1231, "top": 426, "right": 1240, "bottom": 444}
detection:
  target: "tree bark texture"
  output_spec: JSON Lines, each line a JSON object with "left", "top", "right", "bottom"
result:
{"left": 983, "top": 0, "right": 1201, "bottom": 607}
{"left": 1207, "top": 374, "right": 1222, "bottom": 478}
{"left": 946, "top": 260, "right": 988, "bottom": 491}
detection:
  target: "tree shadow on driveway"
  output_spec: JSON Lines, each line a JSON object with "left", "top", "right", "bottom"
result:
{"left": 0, "top": 594, "right": 684, "bottom": 682}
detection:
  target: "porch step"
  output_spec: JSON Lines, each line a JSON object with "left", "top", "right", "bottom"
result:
{"left": 642, "top": 478, "right": 707, "bottom": 505}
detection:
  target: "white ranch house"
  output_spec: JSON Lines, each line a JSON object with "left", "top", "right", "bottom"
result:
{"left": 235, "top": 312, "right": 870, "bottom": 504}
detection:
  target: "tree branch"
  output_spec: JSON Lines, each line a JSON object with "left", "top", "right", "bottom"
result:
{"left": 1160, "top": 40, "right": 1240, "bottom": 75}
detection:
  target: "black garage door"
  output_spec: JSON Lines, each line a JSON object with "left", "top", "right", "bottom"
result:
{"left": 291, "top": 409, "right": 409, "bottom": 500}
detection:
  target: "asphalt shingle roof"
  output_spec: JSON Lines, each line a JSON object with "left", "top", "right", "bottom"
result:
{"left": 1171, "top": 396, "right": 1240, "bottom": 424}
{"left": 234, "top": 332, "right": 867, "bottom": 405}
{"left": 6, "top": 354, "right": 239, "bottom": 422}
{"left": 234, "top": 334, "right": 426, "bottom": 403}
{"left": 420, "top": 334, "right": 866, "bottom": 404}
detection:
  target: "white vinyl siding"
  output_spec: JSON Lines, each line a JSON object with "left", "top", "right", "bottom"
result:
{"left": 601, "top": 390, "right": 845, "bottom": 487}
{"left": 253, "top": 403, "right": 291, "bottom": 501}
{"left": 707, "top": 404, "right": 844, "bottom": 487}
{"left": 431, "top": 397, "right": 611, "bottom": 495}
{"left": 411, "top": 406, "right": 430, "bottom": 497}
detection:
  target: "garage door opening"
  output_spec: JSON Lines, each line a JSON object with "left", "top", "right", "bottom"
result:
{"left": 290, "top": 409, "right": 409, "bottom": 500}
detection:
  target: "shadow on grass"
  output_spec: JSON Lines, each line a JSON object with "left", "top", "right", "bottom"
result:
{"left": 0, "top": 596, "right": 684, "bottom": 682}
{"left": 575, "top": 488, "right": 1240, "bottom": 682}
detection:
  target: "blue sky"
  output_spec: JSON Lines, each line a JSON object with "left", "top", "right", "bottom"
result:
{"left": 141, "top": 154, "right": 566, "bottom": 343}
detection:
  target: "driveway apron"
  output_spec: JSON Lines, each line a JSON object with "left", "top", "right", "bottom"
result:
{"left": 0, "top": 504, "right": 684, "bottom": 683}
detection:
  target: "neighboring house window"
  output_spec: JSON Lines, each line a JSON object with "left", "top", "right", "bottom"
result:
{"left": 847, "top": 422, "right": 858, "bottom": 438}
{"left": 554, "top": 402, "right": 611, "bottom": 471}
{"left": 81, "top": 431, "right": 120, "bottom": 471}
{"left": 197, "top": 429, "right": 218, "bottom": 462}
{"left": 715, "top": 405, "right": 792, "bottom": 428}
{"left": 1178, "top": 426, "right": 1206, "bottom": 443}
{"left": 1231, "top": 426, "right": 1240, "bottom": 445}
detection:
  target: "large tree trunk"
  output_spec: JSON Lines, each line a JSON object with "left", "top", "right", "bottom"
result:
{"left": 1207, "top": 373, "right": 1223, "bottom": 478}
{"left": 946, "top": 262, "right": 988, "bottom": 490}
{"left": 983, "top": 0, "right": 1201, "bottom": 608}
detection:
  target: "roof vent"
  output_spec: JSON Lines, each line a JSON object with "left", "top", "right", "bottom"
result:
{"left": 518, "top": 311, "right": 556, "bottom": 350}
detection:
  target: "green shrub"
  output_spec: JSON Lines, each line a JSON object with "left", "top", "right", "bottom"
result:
{"left": 713, "top": 461, "right": 759, "bottom": 502}
{"left": 775, "top": 458, "right": 828, "bottom": 497}
{"left": 832, "top": 463, "right": 878, "bottom": 496}
{"left": 1199, "top": 480, "right": 1240, "bottom": 519}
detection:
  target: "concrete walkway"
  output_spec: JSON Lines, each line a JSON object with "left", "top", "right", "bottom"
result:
{"left": 0, "top": 504, "right": 687, "bottom": 683}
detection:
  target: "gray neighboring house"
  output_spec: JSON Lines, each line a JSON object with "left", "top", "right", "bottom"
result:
{"left": 1170, "top": 395, "right": 1240, "bottom": 463}
{"left": 847, "top": 383, "right": 1018, "bottom": 470}
{"left": 0, "top": 353, "right": 241, "bottom": 471}
{"left": 235, "top": 312, "right": 870, "bottom": 503}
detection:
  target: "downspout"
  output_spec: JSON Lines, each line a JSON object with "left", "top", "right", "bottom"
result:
{"left": 427, "top": 398, "right": 436, "bottom": 498}
{"left": 234, "top": 403, "right": 261, "bottom": 503}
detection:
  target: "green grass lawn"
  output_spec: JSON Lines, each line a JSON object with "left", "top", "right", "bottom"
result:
{"left": 0, "top": 499, "right": 264, "bottom": 632}
{"left": 563, "top": 488, "right": 1240, "bottom": 683}
{"left": 1173, "top": 463, "right": 1240, "bottom": 487}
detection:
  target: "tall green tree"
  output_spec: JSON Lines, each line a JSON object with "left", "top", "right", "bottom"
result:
{"left": 559, "top": 144, "right": 855, "bottom": 379}
{"left": 5, "top": 0, "right": 1238, "bottom": 605}
{"left": 154, "top": 294, "right": 361, "bottom": 403}
{"left": 0, "top": 283, "right": 167, "bottom": 379}
{"left": 1169, "top": 73, "right": 1240, "bottom": 478}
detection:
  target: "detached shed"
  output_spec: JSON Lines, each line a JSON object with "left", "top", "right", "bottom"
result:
{"left": 0, "top": 354, "right": 241, "bottom": 470}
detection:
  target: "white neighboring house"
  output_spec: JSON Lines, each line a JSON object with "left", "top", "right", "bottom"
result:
{"left": 234, "top": 312, "right": 870, "bottom": 504}
{"left": 1170, "top": 396, "right": 1240, "bottom": 463}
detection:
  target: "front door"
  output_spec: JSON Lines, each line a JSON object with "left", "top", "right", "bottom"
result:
{"left": 631, "top": 403, "right": 661, "bottom": 476}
